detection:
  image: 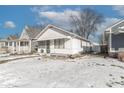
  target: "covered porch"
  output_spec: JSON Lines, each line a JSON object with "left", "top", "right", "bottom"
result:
{"left": 104, "top": 30, "right": 124, "bottom": 53}
{"left": 37, "top": 38, "right": 73, "bottom": 54}
{"left": 7, "top": 40, "right": 31, "bottom": 54}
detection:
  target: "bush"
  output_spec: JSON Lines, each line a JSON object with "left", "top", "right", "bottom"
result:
{"left": 109, "top": 52, "right": 118, "bottom": 58}
{"left": 68, "top": 54, "right": 82, "bottom": 59}
{"left": 118, "top": 52, "right": 124, "bottom": 62}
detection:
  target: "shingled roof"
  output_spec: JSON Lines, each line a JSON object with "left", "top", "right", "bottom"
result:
{"left": 25, "top": 26, "right": 43, "bottom": 39}
{"left": 7, "top": 35, "right": 18, "bottom": 40}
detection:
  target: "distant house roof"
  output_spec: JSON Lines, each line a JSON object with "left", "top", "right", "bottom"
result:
{"left": 106, "top": 19, "right": 124, "bottom": 30}
{"left": 36, "top": 24, "right": 91, "bottom": 42}
{"left": 0, "top": 39, "right": 7, "bottom": 42}
{"left": 24, "top": 26, "right": 42, "bottom": 39}
{"left": 7, "top": 35, "right": 18, "bottom": 40}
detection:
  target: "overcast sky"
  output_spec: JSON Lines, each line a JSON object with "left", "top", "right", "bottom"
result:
{"left": 0, "top": 5, "right": 124, "bottom": 42}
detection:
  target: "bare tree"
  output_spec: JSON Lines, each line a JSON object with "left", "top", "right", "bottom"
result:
{"left": 14, "top": 33, "right": 20, "bottom": 38}
{"left": 98, "top": 34, "right": 104, "bottom": 44}
{"left": 70, "top": 8, "right": 104, "bottom": 39}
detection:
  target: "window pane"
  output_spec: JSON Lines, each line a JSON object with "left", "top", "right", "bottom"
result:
{"left": 54, "top": 39, "right": 64, "bottom": 49}
{"left": 40, "top": 41, "right": 46, "bottom": 48}
{"left": 5, "top": 42, "right": 8, "bottom": 46}
{"left": 9, "top": 42, "right": 12, "bottom": 46}
{"left": 14, "top": 42, "right": 16, "bottom": 47}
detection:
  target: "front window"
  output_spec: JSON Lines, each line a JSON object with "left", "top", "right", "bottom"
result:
{"left": 20, "top": 41, "right": 29, "bottom": 46}
{"left": 54, "top": 39, "right": 65, "bottom": 49}
{"left": 39, "top": 41, "right": 46, "bottom": 48}
{"left": 5, "top": 42, "right": 8, "bottom": 46}
{"left": 9, "top": 42, "right": 12, "bottom": 46}
{"left": 14, "top": 42, "right": 16, "bottom": 47}
{"left": 25, "top": 42, "right": 29, "bottom": 46}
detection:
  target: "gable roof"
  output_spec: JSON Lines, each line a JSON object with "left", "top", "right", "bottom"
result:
{"left": 24, "top": 26, "right": 42, "bottom": 39}
{"left": 106, "top": 19, "right": 124, "bottom": 31}
{"left": 7, "top": 35, "right": 18, "bottom": 40}
{"left": 36, "top": 24, "right": 90, "bottom": 42}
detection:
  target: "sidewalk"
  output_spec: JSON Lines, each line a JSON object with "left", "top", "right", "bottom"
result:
{"left": 0, "top": 54, "right": 40, "bottom": 64}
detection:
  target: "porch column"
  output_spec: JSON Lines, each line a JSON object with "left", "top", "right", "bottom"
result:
{"left": 50, "top": 40, "right": 54, "bottom": 53}
{"left": 7, "top": 41, "right": 9, "bottom": 53}
{"left": 29, "top": 40, "right": 32, "bottom": 53}
{"left": 12, "top": 41, "right": 15, "bottom": 54}
{"left": 8, "top": 41, "right": 9, "bottom": 47}
{"left": 103, "top": 32, "right": 105, "bottom": 44}
{"left": 109, "top": 28, "right": 112, "bottom": 52}
{"left": 18, "top": 41, "right": 21, "bottom": 54}
{"left": 16, "top": 41, "right": 18, "bottom": 53}
{"left": 3, "top": 42, "right": 6, "bottom": 46}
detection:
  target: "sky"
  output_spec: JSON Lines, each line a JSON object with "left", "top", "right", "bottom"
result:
{"left": 0, "top": 5, "right": 124, "bottom": 42}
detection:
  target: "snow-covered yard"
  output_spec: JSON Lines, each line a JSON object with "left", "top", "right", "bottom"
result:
{"left": 0, "top": 55, "right": 124, "bottom": 88}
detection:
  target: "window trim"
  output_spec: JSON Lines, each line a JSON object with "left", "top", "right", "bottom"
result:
{"left": 54, "top": 39, "right": 65, "bottom": 49}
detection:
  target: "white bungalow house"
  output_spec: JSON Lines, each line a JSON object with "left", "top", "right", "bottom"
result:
{"left": 18, "top": 25, "right": 41, "bottom": 54}
{"left": 104, "top": 19, "right": 124, "bottom": 56}
{"left": 0, "top": 26, "right": 41, "bottom": 54}
{"left": 0, "top": 39, "right": 8, "bottom": 54}
{"left": 0, "top": 35, "right": 26, "bottom": 54}
{"left": 36, "top": 24, "right": 92, "bottom": 55}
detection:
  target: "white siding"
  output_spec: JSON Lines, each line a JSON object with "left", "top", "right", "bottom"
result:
{"left": 20, "top": 29, "right": 29, "bottom": 40}
{"left": 50, "top": 38, "right": 73, "bottom": 54}
{"left": 37, "top": 27, "right": 91, "bottom": 55}
{"left": 0, "top": 41, "right": 7, "bottom": 54}
{"left": 37, "top": 28, "right": 68, "bottom": 41}
{"left": 71, "top": 38, "right": 91, "bottom": 54}
{"left": 7, "top": 41, "right": 16, "bottom": 54}
{"left": 71, "top": 38, "right": 82, "bottom": 54}
{"left": 38, "top": 39, "right": 73, "bottom": 54}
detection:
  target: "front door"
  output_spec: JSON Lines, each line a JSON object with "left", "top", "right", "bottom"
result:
{"left": 46, "top": 40, "right": 50, "bottom": 53}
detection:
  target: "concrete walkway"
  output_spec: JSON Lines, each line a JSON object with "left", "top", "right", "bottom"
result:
{"left": 0, "top": 54, "right": 40, "bottom": 64}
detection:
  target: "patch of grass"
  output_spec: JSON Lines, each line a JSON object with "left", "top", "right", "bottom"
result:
{"left": 109, "top": 74, "right": 113, "bottom": 76}
{"left": 37, "top": 58, "right": 41, "bottom": 60}
{"left": 106, "top": 83, "right": 112, "bottom": 87}
{"left": 90, "top": 85, "right": 94, "bottom": 88}
{"left": 95, "top": 63, "right": 105, "bottom": 66}
{"left": 120, "top": 76, "right": 124, "bottom": 79}
{"left": 114, "top": 81, "right": 124, "bottom": 85}
{"left": 112, "top": 78, "right": 115, "bottom": 80}
{"left": 0, "top": 60, "right": 8, "bottom": 64}
{"left": 120, "top": 81, "right": 124, "bottom": 85}
{"left": 0, "top": 55, "right": 39, "bottom": 64}
{"left": 114, "top": 81, "right": 120, "bottom": 84}
{"left": 111, "top": 64, "right": 124, "bottom": 69}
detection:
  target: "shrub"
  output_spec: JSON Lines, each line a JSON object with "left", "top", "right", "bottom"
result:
{"left": 109, "top": 52, "right": 118, "bottom": 58}
{"left": 118, "top": 52, "right": 124, "bottom": 62}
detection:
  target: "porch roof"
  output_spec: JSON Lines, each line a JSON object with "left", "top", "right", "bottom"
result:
{"left": 36, "top": 36, "right": 71, "bottom": 41}
{"left": 1, "top": 39, "right": 30, "bottom": 42}
{"left": 36, "top": 24, "right": 91, "bottom": 42}
{"left": 105, "top": 30, "right": 124, "bottom": 35}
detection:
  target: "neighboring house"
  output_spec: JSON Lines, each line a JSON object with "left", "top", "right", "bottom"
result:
{"left": 0, "top": 39, "right": 8, "bottom": 54}
{"left": 19, "top": 26, "right": 41, "bottom": 54}
{"left": 91, "top": 42, "right": 101, "bottom": 53}
{"left": 36, "top": 24, "right": 92, "bottom": 55}
{"left": 6, "top": 35, "right": 18, "bottom": 54}
{"left": 0, "top": 36, "right": 18, "bottom": 54}
{"left": 104, "top": 19, "right": 124, "bottom": 56}
{"left": 0, "top": 26, "right": 42, "bottom": 54}
{"left": 7, "top": 35, "right": 17, "bottom": 40}
{"left": 0, "top": 24, "right": 97, "bottom": 55}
